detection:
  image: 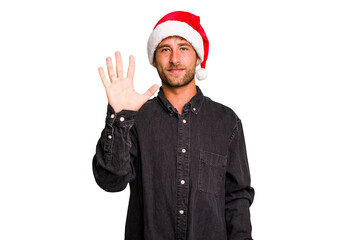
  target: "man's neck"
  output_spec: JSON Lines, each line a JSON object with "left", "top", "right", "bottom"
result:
{"left": 162, "top": 81, "right": 197, "bottom": 115}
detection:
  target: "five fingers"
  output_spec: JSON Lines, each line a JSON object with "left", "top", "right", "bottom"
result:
{"left": 142, "top": 84, "right": 159, "bottom": 101}
{"left": 106, "top": 57, "right": 117, "bottom": 82}
{"left": 126, "top": 55, "right": 135, "bottom": 80}
{"left": 98, "top": 67, "right": 109, "bottom": 88}
{"left": 115, "top": 51, "right": 123, "bottom": 78}
{"left": 99, "top": 52, "right": 135, "bottom": 87}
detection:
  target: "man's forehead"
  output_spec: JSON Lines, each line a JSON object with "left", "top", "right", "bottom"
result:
{"left": 158, "top": 36, "right": 192, "bottom": 46}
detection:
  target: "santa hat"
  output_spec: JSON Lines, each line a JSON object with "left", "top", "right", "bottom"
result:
{"left": 147, "top": 11, "right": 209, "bottom": 80}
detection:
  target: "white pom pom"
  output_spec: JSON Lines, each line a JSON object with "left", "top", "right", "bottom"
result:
{"left": 196, "top": 68, "right": 208, "bottom": 80}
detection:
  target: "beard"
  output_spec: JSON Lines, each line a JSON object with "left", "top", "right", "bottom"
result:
{"left": 156, "top": 62, "right": 196, "bottom": 88}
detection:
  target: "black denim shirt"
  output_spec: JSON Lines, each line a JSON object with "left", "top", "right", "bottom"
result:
{"left": 92, "top": 85, "right": 255, "bottom": 240}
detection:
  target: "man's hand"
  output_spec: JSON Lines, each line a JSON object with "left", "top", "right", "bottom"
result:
{"left": 98, "top": 51, "right": 159, "bottom": 113}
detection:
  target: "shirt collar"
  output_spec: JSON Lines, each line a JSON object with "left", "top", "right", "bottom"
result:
{"left": 157, "top": 85, "right": 205, "bottom": 116}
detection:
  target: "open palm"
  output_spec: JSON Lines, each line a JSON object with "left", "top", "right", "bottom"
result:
{"left": 98, "top": 51, "right": 159, "bottom": 113}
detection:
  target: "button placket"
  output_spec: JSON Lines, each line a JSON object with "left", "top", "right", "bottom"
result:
{"left": 175, "top": 112, "right": 190, "bottom": 240}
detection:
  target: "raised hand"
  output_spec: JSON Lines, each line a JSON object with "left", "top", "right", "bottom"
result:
{"left": 98, "top": 51, "right": 159, "bottom": 113}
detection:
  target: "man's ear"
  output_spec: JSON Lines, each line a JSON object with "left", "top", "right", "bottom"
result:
{"left": 153, "top": 54, "right": 157, "bottom": 67}
{"left": 196, "top": 56, "right": 201, "bottom": 66}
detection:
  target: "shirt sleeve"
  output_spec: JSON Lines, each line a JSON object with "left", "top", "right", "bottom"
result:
{"left": 225, "top": 118, "right": 255, "bottom": 240}
{"left": 92, "top": 103, "right": 139, "bottom": 192}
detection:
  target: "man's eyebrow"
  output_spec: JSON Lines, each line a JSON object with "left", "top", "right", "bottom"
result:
{"left": 157, "top": 44, "right": 170, "bottom": 50}
{"left": 178, "top": 42, "right": 192, "bottom": 47}
{"left": 157, "top": 42, "right": 192, "bottom": 50}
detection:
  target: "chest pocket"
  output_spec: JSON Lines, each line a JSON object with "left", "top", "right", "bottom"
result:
{"left": 198, "top": 149, "right": 227, "bottom": 197}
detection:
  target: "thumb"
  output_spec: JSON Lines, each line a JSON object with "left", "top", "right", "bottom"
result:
{"left": 142, "top": 84, "right": 159, "bottom": 101}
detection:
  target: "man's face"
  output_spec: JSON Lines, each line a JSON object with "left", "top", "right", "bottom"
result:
{"left": 154, "top": 36, "right": 200, "bottom": 88}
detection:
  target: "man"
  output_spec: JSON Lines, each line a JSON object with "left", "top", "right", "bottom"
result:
{"left": 93, "top": 11, "right": 254, "bottom": 240}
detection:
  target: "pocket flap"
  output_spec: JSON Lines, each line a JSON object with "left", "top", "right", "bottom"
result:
{"left": 200, "top": 149, "right": 227, "bottom": 168}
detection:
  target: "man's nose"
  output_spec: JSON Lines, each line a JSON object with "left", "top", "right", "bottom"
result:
{"left": 170, "top": 50, "right": 180, "bottom": 65}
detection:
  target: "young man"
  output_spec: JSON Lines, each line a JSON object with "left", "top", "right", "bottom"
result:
{"left": 93, "top": 11, "right": 254, "bottom": 240}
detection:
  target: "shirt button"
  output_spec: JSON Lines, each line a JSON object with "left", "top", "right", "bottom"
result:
{"left": 182, "top": 148, "right": 186, "bottom": 153}
{"left": 107, "top": 135, "right": 112, "bottom": 139}
{"left": 119, "top": 117, "right": 125, "bottom": 122}
{"left": 182, "top": 119, "right": 186, "bottom": 123}
{"left": 110, "top": 114, "right": 115, "bottom": 119}
{"left": 193, "top": 107, "right": 196, "bottom": 111}
{"left": 180, "top": 180, "right": 185, "bottom": 184}
{"left": 179, "top": 210, "right": 184, "bottom": 214}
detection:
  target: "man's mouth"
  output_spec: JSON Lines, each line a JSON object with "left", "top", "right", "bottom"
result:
{"left": 168, "top": 68, "right": 184, "bottom": 73}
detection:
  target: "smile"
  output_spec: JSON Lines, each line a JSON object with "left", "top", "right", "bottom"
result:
{"left": 168, "top": 69, "right": 184, "bottom": 73}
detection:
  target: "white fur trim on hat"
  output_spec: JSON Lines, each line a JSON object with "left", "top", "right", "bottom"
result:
{"left": 196, "top": 68, "right": 207, "bottom": 80}
{"left": 147, "top": 20, "right": 204, "bottom": 66}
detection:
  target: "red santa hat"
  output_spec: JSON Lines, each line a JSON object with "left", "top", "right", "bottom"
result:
{"left": 147, "top": 11, "right": 209, "bottom": 80}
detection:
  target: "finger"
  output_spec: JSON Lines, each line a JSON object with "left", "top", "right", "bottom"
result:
{"left": 106, "top": 57, "right": 117, "bottom": 82}
{"left": 126, "top": 55, "right": 135, "bottom": 80}
{"left": 115, "top": 51, "right": 124, "bottom": 78}
{"left": 98, "top": 67, "right": 109, "bottom": 88}
{"left": 142, "top": 84, "right": 159, "bottom": 100}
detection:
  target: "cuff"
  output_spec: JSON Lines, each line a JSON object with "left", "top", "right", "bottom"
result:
{"left": 106, "top": 103, "right": 138, "bottom": 127}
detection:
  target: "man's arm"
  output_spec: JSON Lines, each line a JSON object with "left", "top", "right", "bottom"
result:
{"left": 225, "top": 118, "right": 255, "bottom": 240}
{"left": 92, "top": 104, "right": 138, "bottom": 192}
{"left": 92, "top": 51, "right": 158, "bottom": 192}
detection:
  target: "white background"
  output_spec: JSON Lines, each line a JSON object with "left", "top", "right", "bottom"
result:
{"left": 1, "top": 0, "right": 359, "bottom": 239}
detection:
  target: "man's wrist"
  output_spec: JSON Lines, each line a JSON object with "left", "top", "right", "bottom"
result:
{"left": 106, "top": 103, "right": 137, "bottom": 127}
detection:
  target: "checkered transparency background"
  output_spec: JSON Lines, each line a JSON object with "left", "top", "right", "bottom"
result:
{"left": 1, "top": 0, "right": 359, "bottom": 239}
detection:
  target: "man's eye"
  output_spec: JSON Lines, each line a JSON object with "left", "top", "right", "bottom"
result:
{"left": 180, "top": 47, "right": 188, "bottom": 51}
{"left": 161, "top": 48, "right": 169, "bottom": 52}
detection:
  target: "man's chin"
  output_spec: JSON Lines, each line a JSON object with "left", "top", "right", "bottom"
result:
{"left": 163, "top": 74, "right": 183, "bottom": 84}
{"left": 163, "top": 80, "right": 183, "bottom": 88}
{"left": 166, "top": 72, "right": 184, "bottom": 79}
{"left": 158, "top": 69, "right": 195, "bottom": 88}
{"left": 162, "top": 77, "right": 190, "bottom": 88}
